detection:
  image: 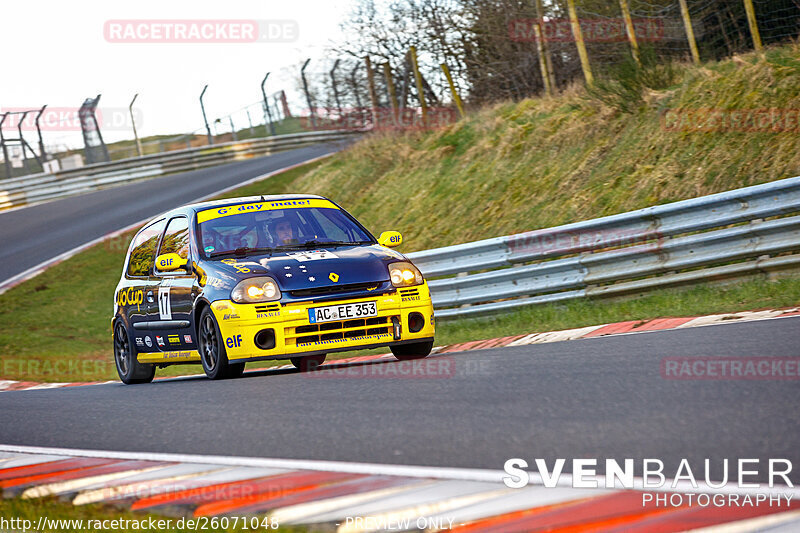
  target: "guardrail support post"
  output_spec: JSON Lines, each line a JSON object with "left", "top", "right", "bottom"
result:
{"left": 200, "top": 84, "right": 213, "bottom": 146}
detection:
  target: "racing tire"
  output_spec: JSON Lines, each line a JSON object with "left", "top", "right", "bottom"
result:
{"left": 290, "top": 355, "right": 326, "bottom": 372}
{"left": 198, "top": 307, "right": 246, "bottom": 380}
{"left": 114, "top": 320, "right": 155, "bottom": 385}
{"left": 390, "top": 340, "right": 433, "bottom": 361}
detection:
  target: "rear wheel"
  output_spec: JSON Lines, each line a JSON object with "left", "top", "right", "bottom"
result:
{"left": 198, "top": 308, "right": 246, "bottom": 380}
{"left": 291, "top": 354, "right": 326, "bottom": 372}
{"left": 390, "top": 340, "right": 433, "bottom": 361}
{"left": 114, "top": 321, "right": 155, "bottom": 384}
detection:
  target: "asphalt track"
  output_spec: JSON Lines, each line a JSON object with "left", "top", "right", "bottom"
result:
{"left": 1, "top": 316, "right": 798, "bottom": 484}
{"left": 0, "top": 142, "right": 344, "bottom": 285}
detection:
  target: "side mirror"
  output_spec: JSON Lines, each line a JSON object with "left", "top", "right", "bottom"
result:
{"left": 155, "top": 253, "right": 188, "bottom": 272}
{"left": 378, "top": 231, "right": 403, "bottom": 248}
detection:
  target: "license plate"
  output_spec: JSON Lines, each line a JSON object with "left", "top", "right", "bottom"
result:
{"left": 308, "top": 301, "right": 377, "bottom": 323}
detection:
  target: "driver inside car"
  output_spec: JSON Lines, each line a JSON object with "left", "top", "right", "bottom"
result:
{"left": 266, "top": 217, "right": 300, "bottom": 246}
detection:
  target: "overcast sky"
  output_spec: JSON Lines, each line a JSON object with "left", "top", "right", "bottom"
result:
{"left": 2, "top": 0, "right": 357, "bottom": 149}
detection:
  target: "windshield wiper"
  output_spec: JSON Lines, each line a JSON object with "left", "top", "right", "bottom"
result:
{"left": 281, "top": 240, "right": 371, "bottom": 249}
{"left": 209, "top": 246, "right": 274, "bottom": 258}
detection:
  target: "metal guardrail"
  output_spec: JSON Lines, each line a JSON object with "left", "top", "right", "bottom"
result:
{"left": 409, "top": 176, "right": 800, "bottom": 318}
{"left": 0, "top": 130, "right": 359, "bottom": 210}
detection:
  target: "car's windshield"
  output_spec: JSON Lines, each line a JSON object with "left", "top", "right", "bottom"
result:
{"left": 196, "top": 201, "right": 374, "bottom": 258}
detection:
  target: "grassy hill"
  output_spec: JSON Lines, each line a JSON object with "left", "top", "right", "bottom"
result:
{"left": 2, "top": 43, "right": 800, "bottom": 382}
{"left": 271, "top": 44, "right": 800, "bottom": 251}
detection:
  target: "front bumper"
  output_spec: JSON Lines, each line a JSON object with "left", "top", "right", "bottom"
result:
{"left": 210, "top": 283, "right": 435, "bottom": 363}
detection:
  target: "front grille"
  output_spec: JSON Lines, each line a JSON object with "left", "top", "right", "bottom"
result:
{"left": 292, "top": 316, "right": 392, "bottom": 345}
{"left": 255, "top": 303, "right": 281, "bottom": 313}
{"left": 399, "top": 288, "right": 419, "bottom": 297}
{"left": 289, "top": 282, "right": 382, "bottom": 299}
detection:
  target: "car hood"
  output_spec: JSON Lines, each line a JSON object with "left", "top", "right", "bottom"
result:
{"left": 209, "top": 245, "right": 406, "bottom": 290}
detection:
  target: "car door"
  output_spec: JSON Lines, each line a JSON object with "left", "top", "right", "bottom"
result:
{"left": 121, "top": 219, "right": 166, "bottom": 354}
{"left": 151, "top": 216, "right": 196, "bottom": 352}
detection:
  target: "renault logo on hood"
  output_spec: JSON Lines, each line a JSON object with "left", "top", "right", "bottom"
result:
{"left": 329, "top": 272, "right": 340, "bottom": 282}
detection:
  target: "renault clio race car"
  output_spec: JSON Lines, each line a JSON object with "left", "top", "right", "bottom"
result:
{"left": 112, "top": 195, "right": 435, "bottom": 384}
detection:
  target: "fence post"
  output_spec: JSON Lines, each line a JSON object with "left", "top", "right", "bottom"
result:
{"left": 261, "top": 73, "right": 276, "bottom": 136}
{"left": 229, "top": 117, "right": 237, "bottom": 141}
{"left": 129, "top": 94, "right": 143, "bottom": 157}
{"left": 383, "top": 62, "right": 400, "bottom": 125}
{"left": 280, "top": 91, "right": 292, "bottom": 118}
{"left": 566, "top": 0, "right": 593, "bottom": 86}
{"left": 409, "top": 46, "right": 428, "bottom": 126}
{"left": 364, "top": 56, "right": 380, "bottom": 128}
{"left": 619, "top": 0, "right": 640, "bottom": 66}
{"left": 330, "top": 59, "right": 343, "bottom": 119}
{"left": 532, "top": 24, "right": 553, "bottom": 96}
{"left": 678, "top": 0, "right": 701, "bottom": 64}
{"left": 440, "top": 63, "right": 466, "bottom": 118}
{"left": 742, "top": 0, "right": 763, "bottom": 52}
{"left": 534, "top": 0, "right": 557, "bottom": 91}
{"left": 301, "top": 58, "right": 317, "bottom": 129}
{"left": 199, "top": 84, "right": 213, "bottom": 146}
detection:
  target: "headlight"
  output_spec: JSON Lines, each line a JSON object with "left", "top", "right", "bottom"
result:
{"left": 231, "top": 277, "right": 281, "bottom": 303}
{"left": 388, "top": 261, "right": 424, "bottom": 287}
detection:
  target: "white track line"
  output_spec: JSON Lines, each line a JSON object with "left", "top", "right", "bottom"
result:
{"left": 0, "top": 152, "right": 335, "bottom": 295}
{"left": 2, "top": 445, "right": 797, "bottom": 499}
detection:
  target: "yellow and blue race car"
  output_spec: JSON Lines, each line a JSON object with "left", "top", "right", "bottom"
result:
{"left": 112, "top": 195, "right": 435, "bottom": 384}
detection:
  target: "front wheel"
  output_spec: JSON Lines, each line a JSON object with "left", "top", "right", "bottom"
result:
{"left": 390, "top": 340, "right": 433, "bottom": 361}
{"left": 198, "top": 308, "right": 245, "bottom": 380}
{"left": 291, "top": 355, "right": 326, "bottom": 372}
{"left": 114, "top": 321, "right": 155, "bottom": 384}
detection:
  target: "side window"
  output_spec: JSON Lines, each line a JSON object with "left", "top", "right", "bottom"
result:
{"left": 126, "top": 220, "right": 167, "bottom": 277}
{"left": 155, "top": 217, "right": 190, "bottom": 274}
